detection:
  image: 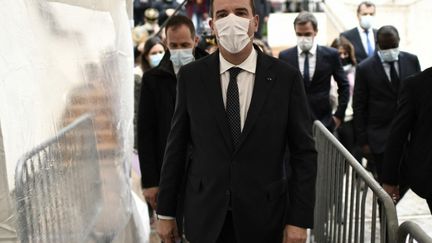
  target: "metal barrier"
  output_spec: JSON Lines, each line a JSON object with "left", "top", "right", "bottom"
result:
{"left": 311, "top": 121, "right": 399, "bottom": 243}
{"left": 398, "top": 221, "right": 432, "bottom": 243}
{"left": 0, "top": 122, "right": 18, "bottom": 242}
{"left": 14, "top": 114, "right": 102, "bottom": 243}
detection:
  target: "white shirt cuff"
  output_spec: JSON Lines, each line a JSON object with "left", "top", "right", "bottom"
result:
{"left": 157, "top": 214, "right": 175, "bottom": 220}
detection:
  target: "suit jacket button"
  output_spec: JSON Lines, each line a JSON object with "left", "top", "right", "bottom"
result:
{"left": 225, "top": 190, "right": 231, "bottom": 196}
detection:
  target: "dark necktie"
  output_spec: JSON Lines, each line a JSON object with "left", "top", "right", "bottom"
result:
{"left": 226, "top": 67, "right": 242, "bottom": 148}
{"left": 303, "top": 51, "right": 310, "bottom": 85}
{"left": 365, "top": 29, "right": 374, "bottom": 56}
{"left": 388, "top": 61, "right": 400, "bottom": 91}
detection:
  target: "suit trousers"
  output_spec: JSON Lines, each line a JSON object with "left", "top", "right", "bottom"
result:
{"left": 216, "top": 211, "right": 237, "bottom": 243}
{"left": 336, "top": 120, "right": 363, "bottom": 164}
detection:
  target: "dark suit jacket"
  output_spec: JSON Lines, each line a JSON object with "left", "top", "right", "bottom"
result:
{"left": 382, "top": 67, "right": 432, "bottom": 199}
{"left": 157, "top": 47, "right": 317, "bottom": 243}
{"left": 137, "top": 48, "right": 207, "bottom": 188}
{"left": 278, "top": 45, "right": 350, "bottom": 130}
{"left": 340, "top": 27, "right": 377, "bottom": 64}
{"left": 353, "top": 52, "right": 421, "bottom": 154}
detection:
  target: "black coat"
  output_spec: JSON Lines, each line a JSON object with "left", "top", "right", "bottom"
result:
{"left": 137, "top": 48, "right": 208, "bottom": 188}
{"left": 353, "top": 52, "right": 421, "bottom": 154}
{"left": 278, "top": 45, "right": 350, "bottom": 130}
{"left": 340, "top": 27, "right": 377, "bottom": 64}
{"left": 157, "top": 47, "right": 317, "bottom": 242}
{"left": 382, "top": 67, "right": 432, "bottom": 199}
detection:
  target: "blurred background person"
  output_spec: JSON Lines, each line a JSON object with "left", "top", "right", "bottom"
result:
{"left": 330, "top": 36, "right": 363, "bottom": 166}
{"left": 340, "top": 1, "right": 377, "bottom": 64}
{"left": 141, "top": 37, "right": 166, "bottom": 74}
{"left": 143, "top": 8, "right": 161, "bottom": 36}
{"left": 155, "top": 0, "right": 187, "bottom": 27}
{"left": 134, "top": 0, "right": 154, "bottom": 26}
{"left": 254, "top": 0, "right": 270, "bottom": 39}
{"left": 186, "top": 0, "right": 209, "bottom": 35}
{"left": 279, "top": 12, "right": 349, "bottom": 132}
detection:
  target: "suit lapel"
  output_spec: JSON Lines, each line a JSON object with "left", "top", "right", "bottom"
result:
{"left": 202, "top": 52, "right": 234, "bottom": 150}
{"left": 398, "top": 53, "right": 406, "bottom": 80}
{"left": 291, "top": 48, "right": 299, "bottom": 70}
{"left": 354, "top": 29, "right": 368, "bottom": 58}
{"left": 311, "top": 46, "right": 321, "bottom": 82}
{"left": 235, "top": 50, "right": 274, "bottom": 154}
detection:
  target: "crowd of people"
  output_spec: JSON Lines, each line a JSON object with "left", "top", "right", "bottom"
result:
{"left": 132, "top": 0, "right": 431, "bottom": 242}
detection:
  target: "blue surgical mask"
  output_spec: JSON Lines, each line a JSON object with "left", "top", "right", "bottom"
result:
{"left": 379, "top": 48, "right": 400, "bottom": 62}
{"left": 169, "top": 48, "right": 195, "bottom": 69}
{"left": 149, "top": 52, "right": 164, "bottom": 67}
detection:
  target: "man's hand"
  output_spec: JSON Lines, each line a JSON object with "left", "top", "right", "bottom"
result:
{"left": 143, "top": 187, "right": 159, "bottom": 210}
{"left": 361, "top": 144, "right": 371, "bottom": 157}
{"left": 383, "top": 184, "right": 400, "bottom": 203}
{"left": 283, "top": 225, "right": 307, "bottom": 243}
{"left": 157, "top": 218, "right": 180, "bottom": 243}
{"left": 332, "top": 116, "right": 342, "bottom": 129}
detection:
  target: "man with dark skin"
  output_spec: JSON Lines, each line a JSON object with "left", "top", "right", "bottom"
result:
{"left": 353, "top": 25, "right": 420, "bottom": 183}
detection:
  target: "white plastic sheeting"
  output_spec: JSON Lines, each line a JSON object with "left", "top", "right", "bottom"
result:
{"left": 0, "top": 0, "right": 145, "bottom": 241}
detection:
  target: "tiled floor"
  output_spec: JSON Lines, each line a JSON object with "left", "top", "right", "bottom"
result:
{"left": 396, "top": 190, "right": 432, "bottom": 237}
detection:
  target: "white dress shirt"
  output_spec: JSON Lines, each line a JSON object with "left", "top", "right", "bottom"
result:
{"left": 357, "top": 26, "right": 376, "bottom": 55}
{"left": 297, "top": 43, "right": 317, "bottom": 81}
{"left": 219, "top": 49, "right": 257, "bottom": 131}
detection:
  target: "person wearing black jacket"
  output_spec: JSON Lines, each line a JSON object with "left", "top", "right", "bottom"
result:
{"left": 382, "top": 67, "right": 432, "bottom": 212}
{"left": 279, "top": 12, "right": 349, "bottom": 131}
{"left": 137, "top": 15, "right": 208, "bottom": 214}
{"left": 353, "top": 25, "right": 421, "bottom": 183}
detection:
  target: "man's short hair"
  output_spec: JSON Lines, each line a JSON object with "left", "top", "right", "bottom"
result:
{"left": 377, "top": 25, "right": 400, "bottom": 43}
{"left": 209, "top": 0, "right": 256, "bottom": 18}
{"left": 357, "top": 1, "right": 376, "bottom": 14}
{"left": 165, "top": 15, "right": 196, "bottom": 39}
{"left": 293, "top": 12, "right": 318, "bottom": 32}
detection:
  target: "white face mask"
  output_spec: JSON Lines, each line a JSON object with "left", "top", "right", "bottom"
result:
{"left": 359, "top": 15, "right": 374, "bottom": 30}
{"left": 297, "top": 36, "right": 314, "bottom": 52}
{"left": 169, "top": 48, "right": 195, "bottom": 67}
{"left": 379, "top": 48, "right": 400, "bottom": 62}
{"left": 214, "top": 14, "right": 253, "bottom": 54}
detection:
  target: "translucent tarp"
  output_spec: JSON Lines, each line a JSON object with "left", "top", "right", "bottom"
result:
{"left": 0, "top": 0, "right": 146, "bottom": 241}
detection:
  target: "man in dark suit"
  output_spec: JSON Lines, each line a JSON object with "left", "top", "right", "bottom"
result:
{"left": 137, "top": 15, "right": 207, "bottom": 215}
{"left": 279, "top": 12, "right": 349, "bottom": 131}
{"left": 340, "top": 1, "right": 377, "bottom": 64}
{"left": 156, "top": 0, "right": 317, "bottom": 242}
{"left": 353, "top": 25, "right": 421, "bottom": 183}
{"left": 382, "top": 67, "right": 432, "bottom": 213}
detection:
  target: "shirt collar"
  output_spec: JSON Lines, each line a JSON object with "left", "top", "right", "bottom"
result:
{"left": 219, "top": 49, "right": 257, "bottom": 75}
{"left": 358, "top": 26, "right": 371, "bottom": 34}
{"left": 297, "top": 42, "right": 317, "bottom": 56}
